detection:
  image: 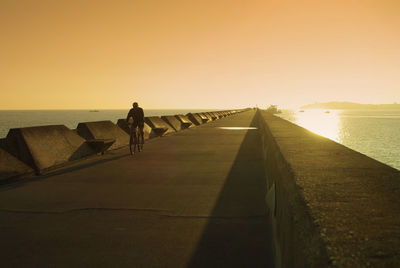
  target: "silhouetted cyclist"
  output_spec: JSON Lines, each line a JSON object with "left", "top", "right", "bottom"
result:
{"left": 126, "top": 102, "right": 145, "bottom": 154}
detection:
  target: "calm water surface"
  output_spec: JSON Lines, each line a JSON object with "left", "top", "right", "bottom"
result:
{"left": 277, "top": 109, "right": 400, "bottom": 170}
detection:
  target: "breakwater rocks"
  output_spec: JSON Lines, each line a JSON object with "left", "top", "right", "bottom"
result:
{"left": 0, "top": 109, "right": 249, "bottom": 181}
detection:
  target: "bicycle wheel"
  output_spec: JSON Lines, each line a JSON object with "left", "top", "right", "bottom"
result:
{"left": 139, "top": 131, "right": 144, "bottom": 151}
{"left": 136, "top": 131, "right": 141, "bottom": 152}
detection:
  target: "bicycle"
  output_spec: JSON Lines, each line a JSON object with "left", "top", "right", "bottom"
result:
{"left": 129, "top": 125, "right": 144, "bottom": 155}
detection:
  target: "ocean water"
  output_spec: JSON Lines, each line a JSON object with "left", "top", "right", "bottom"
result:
{"left": 277, "top": 109, "right": 400, "bottom": 171}
{"left": 0, "top": 109, "right": 214, "bottom": 138}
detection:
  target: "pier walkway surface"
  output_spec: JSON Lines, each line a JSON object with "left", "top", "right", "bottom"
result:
{"left": 0, "top": 110, "right": 275, "bottom": 267}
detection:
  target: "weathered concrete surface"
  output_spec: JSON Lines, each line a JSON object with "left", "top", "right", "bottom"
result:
{"left": 0, "top": 138, "right": 6, "bottom": 149}
{"left": 175, "top": 115, "right": 194, "bottom": 129}
{"left": 117, "top": 119, "right": 155, "bottom": 140}
{"left": 5, "top": 125, "right": 93, "bottom": 173}
{"left": 0, "top": 111, "right": 274, "bottom": 267}
{"left": 0, "top": 147, "right": 34, "bottom": 182}
{"left": 219, "top": 111, "right": 227, "bottom": 117}
{"left": 142, "top": 123, "right": 155, "bottom": 139}
{"left": 161, "top": 115, "right": 183, "bottom": 132}
{"left": 145, "top": 116, "right": 176, "bottom": 136}
{"left": 77, "top": 121, "right": 130, "bottom": 150}
{"left": 197, "top": 113, "right": 210, "bottom": 123}
{"left": 208, "top": 112, "right": 219, "bottom": 120}
{"left": 257, "top": 110, "right": 400, "bottom": 267}
{"left": 85, "top": 139, "right": 115, "bottom": 155}
{"left": 208, "top": 112, "right": 218, "bottom": 120}
{"left": 187, "top": 113, "right": 203, "bottom": 126}
{"left": 201, "top": 112, "right": 213, "bottom": 121}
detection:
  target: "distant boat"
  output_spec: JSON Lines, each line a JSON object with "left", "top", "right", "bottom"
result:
{"left": 89, "top": 110, "right": 99, "bottom": 112}
{"left": 325, "top": 110, "right": 330, "bottom": 114}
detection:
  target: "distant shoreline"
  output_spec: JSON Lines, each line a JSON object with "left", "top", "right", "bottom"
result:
{"left": 301, "top": 102, "right": 400, "bottom": 110}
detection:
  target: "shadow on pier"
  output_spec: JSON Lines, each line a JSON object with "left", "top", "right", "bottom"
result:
{"left": 188, "top": 115, "right": 275, "bottom": 267}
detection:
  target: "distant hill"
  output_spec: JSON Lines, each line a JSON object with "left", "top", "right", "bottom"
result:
{"left": 301, "top": 102, "right": 400, "bottom": 110}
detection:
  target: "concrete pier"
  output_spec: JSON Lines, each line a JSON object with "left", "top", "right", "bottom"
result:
{"left": 1, "top": 109, "right": 400, "bottom": 267}
{"left": 0, "top": 110, "right": 275, "bottom": 267}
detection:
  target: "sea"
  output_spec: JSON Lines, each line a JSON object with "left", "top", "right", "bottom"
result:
{"left": 277, "top": 109, "right": 400, "bottom": 171}
{"left": 0, "top": 109, "right": 399, "bottom": 170}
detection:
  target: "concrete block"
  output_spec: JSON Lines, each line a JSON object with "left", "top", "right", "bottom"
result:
{"left": 209, "top": 112, "right": 219, "bottom": 120}
{"left": 206, "top": 112, "right": 218, "bottom": 120}
{"left": 202, "top": 112, "right": 214, "bottom": 121}
{"left": 77, "top": 121, "right": 129, "bottom": 150}
{"left": 5, "top": 125, "right": 93, "bottom": 173}
{"left": 186, "top": 113, "right": 203, "bottom": 126}
{"left": 174, "top": 115, "right": 194, "bottom": 129}
{"left": 116, "top": 119, "right": 131, "bottom": 134}
{"left": 116, "top": 119, "right": 155, "bottom": 140}
{"left": 144, "top": 117, "right": 175, "bottom": 136}
{"left": 85, "top": 139, "right": 115, "bottom": 155}
{"left": 0, "top": 147, "right": 34, "bottom": 181}
{"left": 214, "top": 111, "right": 222, "bottom": 118}
{"left": 161, "top": 116, "right": 183, "bottom": 132}
{"left": 197, "top": 113, "right": 210, "bottom": 123}
{"left": 218, "top": 111, "right": 227, "bottom": 117}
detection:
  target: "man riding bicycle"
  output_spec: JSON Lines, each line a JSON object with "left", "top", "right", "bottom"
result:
{"left": 126, "top": 102, "right": 145, "bottom": 154}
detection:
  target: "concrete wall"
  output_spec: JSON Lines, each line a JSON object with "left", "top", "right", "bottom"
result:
{"left": 256, "top": 109, "right": 400, "bottom": 267}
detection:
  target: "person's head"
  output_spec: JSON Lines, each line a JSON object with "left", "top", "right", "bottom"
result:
{"left": 132, "top": 102, "right": 138, "bottom": 108}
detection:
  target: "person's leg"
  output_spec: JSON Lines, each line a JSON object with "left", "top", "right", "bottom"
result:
{"left": 139, "top": 126, "right": 144, "bottom": 144}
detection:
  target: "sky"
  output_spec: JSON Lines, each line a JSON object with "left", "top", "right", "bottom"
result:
{"left": 1, "top": 0, "right": 399, "bottom": 109}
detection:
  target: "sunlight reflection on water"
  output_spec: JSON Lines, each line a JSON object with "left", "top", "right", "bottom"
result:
{"left": 295, "top": 109, "right": 341, "bottom": 142}
{"left": 277, "top": 109, "right": 400, "bottom": 170}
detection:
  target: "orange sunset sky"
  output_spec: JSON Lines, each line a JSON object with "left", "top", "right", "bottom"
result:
{"left": 1, "top": 0, "right": 399, "bottom": 109}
